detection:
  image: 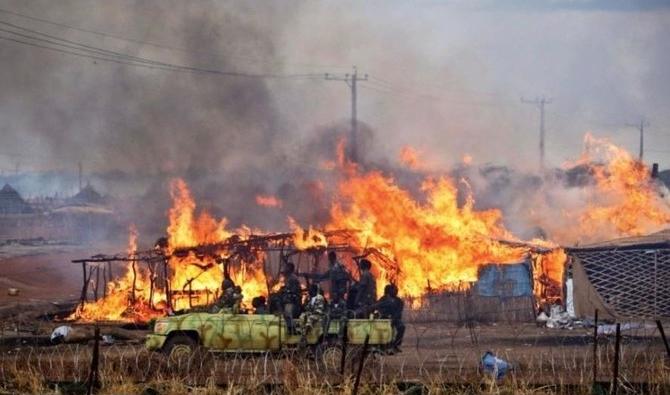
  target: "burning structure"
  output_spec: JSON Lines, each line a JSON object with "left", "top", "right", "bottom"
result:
{"left": 64, "top": 134, "right": 670, "bottom": 325}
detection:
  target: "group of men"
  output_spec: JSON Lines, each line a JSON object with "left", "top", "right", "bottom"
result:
{"left": 214, "top": 251, "right": 404, "bottom": 352}
{"left": 278, "top": 251, "right": 405, "bottom": 352}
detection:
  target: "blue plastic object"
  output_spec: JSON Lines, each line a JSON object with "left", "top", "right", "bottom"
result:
{"left": 480, "top": 351, "right": 510, "bottom": 379}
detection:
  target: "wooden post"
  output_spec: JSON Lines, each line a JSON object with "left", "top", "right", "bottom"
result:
{"left": 107, "top": 261, "right": 113, "bottom": 280}
{"left": 80, "top": 262, "right": 89, "bottom": 305}
{"left": 131, "top": 259, "right": 137, "bottom": 304}
{"left": 86, "top": 325, "right": 100, "bottom": 394}
{"left": 593, "top": 309, "right": 599, "bottom": 386}
{"left": 148, "top": 262, "right": 155, "bottom": 309}
{"left": 340, "top": 320, "right": 348, "bottom": 376}
{"left": 163, "top": 258, "right": 172, "bottom": 311}
{"left": 611, "top": 323, "right": 621, "bottom": 395}
{"left": 656, "top": 320, "right": 670, "bottom": 361}
{"left": 102, "top": 266, "right": 107, "bottom": 298}
{"left": 93, "top": 266, "right": 100, "bottom": 301}
{"left": 352, "top": 334, "right": 370, "bottom": 395}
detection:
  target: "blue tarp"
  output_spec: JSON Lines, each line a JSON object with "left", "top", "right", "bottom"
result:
{"left": 475, "top": 261, "right": 532, "bottom": 297}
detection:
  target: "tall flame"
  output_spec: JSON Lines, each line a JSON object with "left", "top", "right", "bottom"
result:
{"left": 327, "top": 168, "right": 532, "bottom": 299}
{"left": 69, "top": 133, "right": 670, "bottom": 322}
{"left": 576, "top": 133, "right": 670, "bottom": 241}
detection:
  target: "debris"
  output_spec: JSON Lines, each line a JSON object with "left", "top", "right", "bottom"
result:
{"left": 50, "top": 325, "right": 72, "bottom": 343}
{"left": 480, "top": 351, "right": 510, "bottom": 379}
{"left": 597, "top": 322, "right": 655, "bottom": 335}
{"left": 7, "top": 288, "right": 19, "bottom": 296}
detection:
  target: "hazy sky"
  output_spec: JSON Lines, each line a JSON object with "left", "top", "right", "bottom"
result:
{"left": 0, "top": 0, "right": 668, "bottom": 176}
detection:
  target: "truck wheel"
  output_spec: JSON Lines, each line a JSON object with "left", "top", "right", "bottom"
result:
{"left": 321, "top": 344, "right": 345, "bottom": 371}
{"left": 163, "top": 334, "right": 197, "bottom": 364}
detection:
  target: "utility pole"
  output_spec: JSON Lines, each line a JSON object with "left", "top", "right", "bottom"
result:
{"left": 625, "top": 119, "right": 649, "bottom": 161}
{"left": 78, "top": 161, "right": 83, "bottom": 191}
{"left": 521, "top": 96, "right": 552, "bottom": 170}
{"left": 325, "top": 66, "right": 368, "bottom": 163}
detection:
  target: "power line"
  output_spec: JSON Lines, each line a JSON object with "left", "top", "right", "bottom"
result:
{"left": 0, "top": 17, "right": 325, "bottom": 80}
{"left": 0, "top": 6, "right": 350, "bottom": 71}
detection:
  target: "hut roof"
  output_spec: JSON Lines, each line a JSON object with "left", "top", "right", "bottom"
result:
{"left": 0, "top": 184, "right": 34, "bottom": 214}
{"left": 566, "top": 228, "right": 670, "bottom": 252}
{"left": 70, "top": 183, "right": 103, "bottom": 204}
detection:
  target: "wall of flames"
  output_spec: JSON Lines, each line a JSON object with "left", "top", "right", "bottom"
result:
{"left": 70, "top": 134, "right": 669, "bottom": 322}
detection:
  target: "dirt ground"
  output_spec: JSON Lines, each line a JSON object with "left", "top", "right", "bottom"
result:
{"left": 0, "top": 243, "right": 120, "bottom": 305}
{"left": 0, "top": 247, "right": 668, "bottom": 389}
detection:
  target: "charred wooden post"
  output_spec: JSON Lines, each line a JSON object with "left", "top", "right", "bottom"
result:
{"left": 107, "top": 260, "right": 113, "bottom": 281}
{"left": 93, "top": 266, "right": 100, "bottom": 301}
{"left": 163, "top": 257, "right": 172, "bottom": 311}
{"left": 102, "top": 265, "right": 107, "bottom": 298}
{"left": 611, "top": 323, "right": 621, "bottom": 395}
{"left": 656, "top": 320, "right": 670, "bottom": 361}
{"left": 593, "top": 309, "right": 600, "bottom": 377}
{"left": 131, "top": 259, "right": 137, "bottom": 303}
{"left": 80, "top": 261, "right": 89, "bottom": 305}
{"left": 86, "top": 325, "right": 101, "bottom": 394}
{"left": 352, "top": 334, "right": 370, "bottom": 395}
{"left": 148, "top": 262, "right": 156, "bottom": 309}
{"left": 340, "top": 320, "right": 348, "bottom": 375}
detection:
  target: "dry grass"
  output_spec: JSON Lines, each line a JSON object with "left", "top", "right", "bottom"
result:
{"left": 0, "top": 322, "right": 668, "bottom": 394}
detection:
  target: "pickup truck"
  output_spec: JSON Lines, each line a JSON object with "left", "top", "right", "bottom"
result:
{"left": 146, "top": 311, "right": 394, "bottom": 364}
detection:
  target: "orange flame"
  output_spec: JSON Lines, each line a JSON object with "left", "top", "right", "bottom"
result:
{"left": 256, "top": 194, "right": 283, "bottom": 208}
{"left": 539, "top": 133, "right": 670, "bottom": 245}
{"left": 288, "top": 216, "right": 328, "bottom": 250}
{"left": 69, "top": 224, "right": 162, "bottom": 322}
{"left": 327, "top": 168, "right": 534, "bottom": 300}
{"left": 399, "top": 146, "right": 424, "bottom": 170}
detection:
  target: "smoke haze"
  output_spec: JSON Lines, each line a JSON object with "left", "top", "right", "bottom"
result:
{"left": 0, "top": 0, "right": 669, "bottom": 243}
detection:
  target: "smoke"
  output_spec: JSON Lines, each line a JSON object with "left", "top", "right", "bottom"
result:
{"left": 0, "top": 1, "right": 669, "bottom": 244}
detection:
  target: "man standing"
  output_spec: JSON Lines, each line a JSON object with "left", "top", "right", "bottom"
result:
{"left": 301, "top": 283, "right": 326, "bottom": 344}
{"left": 353, "top": 259, "right": 376, "bottom": 317}
{"left": 303, "top": 251, "right": 351, "bottom": 303}
{"left": 280, "top": 262, "right": 302, "bottom": 334}
{"left": 372, "top": 283, "right": 405, "bottom": 353}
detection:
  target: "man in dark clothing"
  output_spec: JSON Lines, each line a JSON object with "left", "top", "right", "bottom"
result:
{"left": 353, "top": 259, "right": 376, "bottom": 317}
{"left": 280, "top": 262, "right": 302, "bottom": 334}
{"left": 302, "top": 251, "right": 351, "bottom": 303}
{"left": 221, "top": 272, "right": 236, "bottom": 294}
{"left": 252, "top": 295, "right": 267, "bottom": 314}
{"left": 372, "top": 283, "right": 405, "bottom": 352}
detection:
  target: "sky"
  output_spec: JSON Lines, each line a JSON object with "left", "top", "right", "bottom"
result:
{"left": 0, "top": 0, "right": 668, "bottom": 181}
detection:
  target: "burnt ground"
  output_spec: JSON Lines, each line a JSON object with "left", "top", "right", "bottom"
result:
{"left": 0, "top": 250, "right": 668, "bottom": 390}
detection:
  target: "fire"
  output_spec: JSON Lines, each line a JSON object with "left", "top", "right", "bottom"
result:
{"left": 288, "top": 216, "right": 328, "bottom": 250}
{"left": 256, "top": 194, "right": 283, "bottom": 208}
{"left": 69, "top": 224, "right": 162, "bottom": 322}
{"left": 576, "top": 134, "right": 670, "bottom": 241}
{"left": 75, "top": 132, "right": 668, "bottom": 322}
{"left": 539, "top": 133, "right": 670, "bottom": 245}
{"left": 462, "top": 154, "right": 473, "bottom": 165}
{"left": 165, "top": 179, "right": 267, "bottom": 311}
{"left": 327, "top": 167, "right": 533, "bottom": 300}
{"left": 72, "top": 181, "right": 270, "bottom": 322}
{"left": 399, "top": 145, "right": 424, "bottom": 170}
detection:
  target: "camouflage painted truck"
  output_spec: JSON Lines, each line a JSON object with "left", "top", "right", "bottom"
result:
{"left": 146, "top": 311, "right": 394, "bottom": 363}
